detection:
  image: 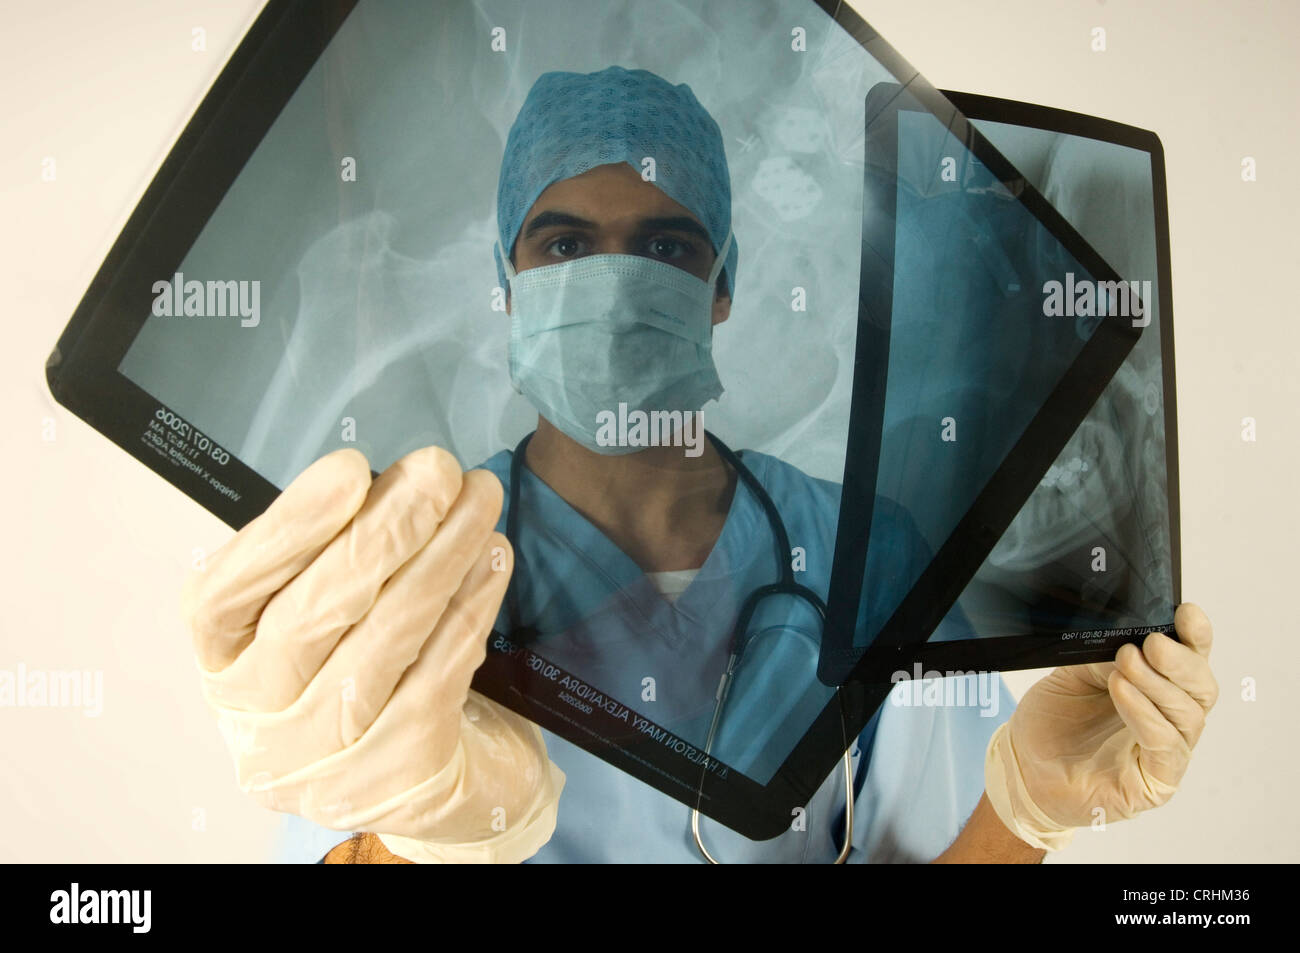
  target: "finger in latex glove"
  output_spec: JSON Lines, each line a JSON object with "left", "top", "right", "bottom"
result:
{"left": 985, "top": 603, "right": 1217, "bottom": 850}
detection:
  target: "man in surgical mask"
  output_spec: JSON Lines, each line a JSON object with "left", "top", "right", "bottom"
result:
{"left": 485, "top": 66, "right": 743, "bottom": 591}
{"left": 497, "top": 174, "right": 734, "bottom": 576}
{"left": 185, "top": 66, "right": 1219, "bottom": 865}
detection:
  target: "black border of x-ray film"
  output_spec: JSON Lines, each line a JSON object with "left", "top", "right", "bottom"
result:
{"left": 818, "top": 86, "right": 1180, "bottom": 689}
{"left": 43, "top": 0, "right": 337, "bottom": 524}
{"left": 42, "top": 0, "right": 1161, "bottom": 840}
{"left": 877, "top": 89, "right": 1183, "bottom": 680}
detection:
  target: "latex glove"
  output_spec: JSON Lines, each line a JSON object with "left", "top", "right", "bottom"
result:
{"left": 182, "top": 446, "right": 564, "bottom": 863}
{"left": 985, "top": 603, "right": 1217, "bottom": 850}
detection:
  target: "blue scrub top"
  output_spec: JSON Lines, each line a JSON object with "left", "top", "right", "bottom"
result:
{"left": 276, "top": 446, "right": 1015, "bottom": 863}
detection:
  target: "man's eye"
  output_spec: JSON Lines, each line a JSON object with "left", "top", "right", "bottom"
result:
{"left": 648, "top": 237, "right": 692, "bottom": 259}
{"left": 545, "top": 236, "right": 584, "bottom": 257}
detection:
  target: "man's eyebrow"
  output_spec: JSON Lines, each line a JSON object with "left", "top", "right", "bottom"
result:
{"left": 636, "top": 216, "right": 712, "bottom": 243}
{"left": 520, "top": 211, "right": 712, "bottom": 245}
{"left": 521, "top": 211, "right": 597, "bottom": 238}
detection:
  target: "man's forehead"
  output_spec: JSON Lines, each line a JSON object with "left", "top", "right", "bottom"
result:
{"left": 523, "top": 163, "right": 700, "bottom": 223}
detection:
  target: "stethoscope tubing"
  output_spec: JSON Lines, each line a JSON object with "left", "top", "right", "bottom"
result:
{"left": 503, "top": 428, "right": 855, "bottom": 862}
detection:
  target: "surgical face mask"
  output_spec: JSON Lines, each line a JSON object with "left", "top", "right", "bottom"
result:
{"left": 499, "top": 231, "right": 731, "bottom": 455}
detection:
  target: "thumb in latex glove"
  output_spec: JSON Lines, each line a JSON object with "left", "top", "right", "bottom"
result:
{"left": 985, "top": 603, "right": 1218, "bottom": 851}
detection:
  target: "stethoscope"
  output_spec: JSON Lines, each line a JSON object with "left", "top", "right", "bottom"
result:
{"left": 503, "top": 429, "right": 855, "bottom": 864}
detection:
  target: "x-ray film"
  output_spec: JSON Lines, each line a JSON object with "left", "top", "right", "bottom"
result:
{"left": 45, "top": 0, "right": 1174, "bottom": 838}
{"left": 819, "top": 88, "right": 1178, "bottom": 684}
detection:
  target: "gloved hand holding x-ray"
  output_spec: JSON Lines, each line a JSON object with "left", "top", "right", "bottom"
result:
{"left": 46, "top": 0, "right": 1216, "bottom": 863}
{"left": 182, "top": 446, "right": 564, "bottom": 863}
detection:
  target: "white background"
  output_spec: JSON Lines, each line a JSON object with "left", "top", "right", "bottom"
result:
{"left": 2, "top": 0, "right": 1295, "bottom": 862}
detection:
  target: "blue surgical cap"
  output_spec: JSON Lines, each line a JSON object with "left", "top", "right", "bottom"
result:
{"left": 494, "top": 65, "right": 738, "bottom": 299}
